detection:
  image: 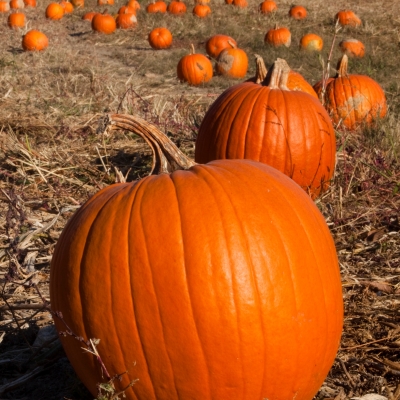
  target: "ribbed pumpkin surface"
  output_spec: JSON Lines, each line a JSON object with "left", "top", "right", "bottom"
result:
{"left": 50, "top": 159, "right": 342, "bottom": 400}
{"left": 195, "top": 83, "right": 336, "bottom": 197}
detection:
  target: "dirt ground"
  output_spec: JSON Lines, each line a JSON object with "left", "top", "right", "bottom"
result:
{"left": 0, "top": 0, "right": 399, "bottom": 398}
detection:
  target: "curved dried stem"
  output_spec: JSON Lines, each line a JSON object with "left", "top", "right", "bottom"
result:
{"left": 97, "top": 114, "right": 196, "bottom": 176}
{"left": 336, "top": 54, "right": 349, "bottom": 78}
{"left": 265, "top": 58, "right": 290, "bottom": 90}
{"left": 253, "top": 54, "right": 268, "bottom": 84}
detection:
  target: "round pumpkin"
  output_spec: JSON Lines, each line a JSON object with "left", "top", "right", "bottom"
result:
{"left": 259, "top": 0, "right": 276, "bottom": 14}
{"left": 193, "top": 3, "right": 210, "bottom": 17}
{"left": 336, "top": 9, "right": 361, "bottom": 27}
{"left": 146, "top": 0, "right": 166, "bottom": 12}
{"left": 60, "top": 0, "right": 74, "bottom": 13}
{"left": 300, "top": 33, "right": 323, "bottom": 51}
{"left": 196, "top": 58, "right": 336, "bottom": 198}
{"left": 148, "top": 27, "right": 173, "bottom": 50}
{"left": 8, "top": 12, "right": 25, "bottom": 28}
{"left": 23, "top": 0, "right": 36, "bottom": 7}
{"left": 0, "top": 0, "right": 10, "bottom": 12}
{"left": 45, "top": 3, "right": 65, "bottom": 19}
{"left": 22, "top": 30, "right": 48, "bottom": 51}
{"left": 92, "top": 12, "right": 116, "bottom": 34}
{"left": 116, "top": 10, "right": 137, "bottom": 29}
{"left": 288, "top": 5, "right": 306, "bottom": 19}
{"left": 216, "top": 47, "right": 248, "bottom": 79}
{"left": 167, "top": 0, "right": 186, "bottom": 14}
{"left": 50, "top": 113, "right": 343, "bottom": 400}
{"left": 205, "top": 34, "right": 237, "bottom": 59}
{"left": 265, "top": 26, "right": 291, "bottom": 47}
{"left": 177, "top": 45, "right": 213, "bottom": 86}
{"left": 82, "top": 11, "right": 97, "bottom": 20}
{"left": 10, "top": 0, "right": 24, "bottom": 9}
{"left": 314, "top": 55, "right": 387, "bottom": 131}
{"left": 339, "top": 38, "right": 365, "bottom": 58}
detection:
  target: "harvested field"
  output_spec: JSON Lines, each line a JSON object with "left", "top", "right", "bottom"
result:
{"left": 0, "top": 0, "right": 399, "bottom": 398}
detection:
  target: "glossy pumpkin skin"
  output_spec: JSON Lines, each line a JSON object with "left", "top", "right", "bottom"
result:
{"left": 300, "top": 33, "right": 323, "bottom": 51}
{"left": 148, "top": 27, "right": 172, "bottom": 49}
{"left": 22, "top": 30, "right": 48, "bottom": 51}
{"left": 146, "top": 0, "right": 166, "bottom": 12}
{"left": 92, "top": 13, "right": 116, "bottom": 33}
{"left": 339, "top": 39, "right": 365, "bottom": 58}
{"left": 46, "top": 3, "right": 65, "bottom": 19}
{"left": 205, "top": 34, "right": 237, "bottom": 59}
{"left": 289, "top": 5, "right": 307, "bottom": 19}
{"left": 265, "top": 27, "right": 291, "bottom": 47}
{"left": 259, "top": 0, "right": 276, "bottom": 14}
{"left": 216, "top": 47, "right": 248, "bottom": 79}
{"left": 193, "top": 3, "right": 210, "bottom": 17}
{"left": 336, "top": 9, "right": 361, "bottom": 27}
{"left": 177, "top": 52, "right": 213, "bottom": 86}
{"left": 315, "top": 56, "right": 387, "bottom": 130}
{"left": 8, "top": 12, "right": 26, "bottom": 28}
{"left": 287, "top": 70, "right": 318, "bottom": 98}
{"left": 167, "top": 0, "right": 186, "bottom": 14}
{"left": 50, "top": 158, "right": 343, "bottom": 400}
{"left": 196, "top": 72, "right": 336, "bottom": 197}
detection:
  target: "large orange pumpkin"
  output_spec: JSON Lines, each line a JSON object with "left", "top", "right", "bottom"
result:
{"left": 22, "top": 30, "right": 49, "bottom": 51}
{"left": 148, "top": 27, "right": 173, "bottom": 49}
{"left": 314, "top": 55, "right": 387, "bottom": 130}
{"left": 205, "top": 34, "right": 237, "bottom": 59}
{"left": 50, "top": 113, "right": 343, "bottom": 400}
{"left": 177, "top": 45, "right": 213, "bottom": 86}
{"left": 92, "top": 12, "right": 116, "bottom": 34}
{"left": 196, "top": 58, "right": 336, "bottom": 198}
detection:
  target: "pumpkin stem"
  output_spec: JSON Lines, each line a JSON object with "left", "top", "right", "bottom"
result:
{"left": 98, "top": 114, "right": 196, "bottom": 175}
{"left": 253, "top": 54, "right": 268, "bottom": 84}
{"left": 227, "top": 39, "right": 236, "bottom": 49}
{"left": 264, "top": 58, "right": 290, "bottom": 90}
{"left": 336, "top": 54, "right": 348, "bottom": 78}
{"left": 190, "top": 43, "right": 195, "bottom": 54}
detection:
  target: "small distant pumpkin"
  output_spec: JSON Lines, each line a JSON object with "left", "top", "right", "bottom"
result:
{"left": 336, "top": 9, "right": 361, "bottom": 27}
{"left": 148, "top": 27, "right": 173, "bottom": 50}
{"left": 300, "top": 33, "right": 323, "bottom": 51}
{"left": 92, "top": 12, "right": 116, "bottom": 33}
{"left": 289, "top": 5, "right": 307, "bottom": 19}
{"left": 23, "top": 0, "right": 36, "bottom": 7}
{"left": 339, "top": 38, "right": 365, "bottom": 58}
{"left": 232, "top": 0, "right": 247, "bottom": 7}
{"left": 22, "top": 30, "right": 49, "bottom": 51}
{"left": 46, "top": 3, "right": 65, "bottom": 19}
{"left": 0, "top": 1, "right": 11, "bottom": 12}
{"left": 177, "top": 45, "right": 213, "bottom": 86}
{"left": 205, "top": 34, "right": 237, "bottom": 59}
{"left": 116, "top": 10, "right": 137, "bottom": 29}
{"left": 10, "top": 0, "right": 24, "bottom": 9}
{"left": 216, "top": 47, "right": 248, "bottom": 79}
{"left": 127, "top": 0, "right": 140, "bottom": 10}
{"left": 193, "top": 3, "right": 210, "bottom": 17}
{"left": 97, "top": 0, "right": 114, "bottom": 5}
{"left": 146, "top": 0, "right": 167, "bottom": 12}
{"left": 265, "top": 26, "right": 291, "bottom": 47}
{"left": 167, "top": 0, "right": 186, "bottom": 14}
{"left": 60, "top": 0, "right": 74, "bottom": 13}
{"left": 118, "top": 5, "right": 136, "bottom": 14}
{"left": 82, "top": 11, "right": 97, "bottom": 20}
{"left": 8, "top": 12, "right": 26, "bottom": 28}
{"left": 71, "top": 0, "right": 84, "bottom": 7}
{"left": 259, "top": 0, "right": 276, "bottom": 14}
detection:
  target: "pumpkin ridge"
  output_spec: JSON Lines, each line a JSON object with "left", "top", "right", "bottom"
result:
{"left": 168, "top": 171, "right": 213, "bottom": 399}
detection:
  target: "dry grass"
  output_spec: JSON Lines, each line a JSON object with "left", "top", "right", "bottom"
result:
{"left": 0, "top": 0, "right": 399, "bottom": 398}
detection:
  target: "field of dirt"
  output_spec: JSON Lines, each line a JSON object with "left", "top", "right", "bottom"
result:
{"left": 0, "top": 0, "right": 399, "bottom": 399}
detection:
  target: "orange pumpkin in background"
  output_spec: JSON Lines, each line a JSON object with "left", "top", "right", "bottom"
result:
{"left": 127, "top": 0, "right": 140, "bottom": 10}
{"left": 46, "top": 3, "right": 65, "bottom": 19}
{"left": 205, "top": 34, "right": 237, "bottom": 59}
{"left": 0, "top": 1, "right": 10, "bottom": 12}
{"left": 232, "top": 0, "right": 247, "bottom": 7}
{"left": 23, "top": 0, "right": 36, "bottom": 7}
{"left": 71, "top": 0, "right": 84, "bottom": 7}
{"left": 118, "top": 5, "right": 136, "bottom": 14}
{"left": 82, "top": 11, "right": 98, "bottom": 20}
{"left": 314, "top": 55, "right": 387, "bottom": 131}
{"left": 196, "top": 58, "right": 336, "bottom": 198}
{"left": 60, "top": 0, "right": 74, "bottom": 13}
{"left": 300, "top": 33, "right": 323, "bottom": 51}
{"left": 148, "top": 27, "right": 173, "bottom": 49}
{"left": 146, "top": 0, "right": 167, "bottom": 13}
{"left": 10, "top": 0, "right": 24, "bottom": 9}
{"left": 167, "top": 0, "right": 186, "bottom": 14}
{"left": 259, "top": 0, "right": 276, "bottom": 14}
{"left": 22, "top": 30, "right": 49, "bottom": 51}
{"left": 216, "top": 47, "right": 248, "bottom": 79}
{"left": 265, "top": 26, "right": 291, "bottom": 47}
{"left": 8, "top": 12, "right": 26, "bottom": 28}
{"left": 339, "top": 38, "right": 365, "bottom": 58}
{"left": 289, "top": 5, "right": 307, "bottom": 19}
{"left": 336, "top": 9, "right": 361, "bottom": 27}
{"left": 177, "top": 45, "right": 213, "bottom": 86}
{"left": 92, "top": 12, "right": 117, "bottom": 33}
{"left": 193, "top": 3, "right": 210, "bottom": 17}
{"left": 116, "top": 10, "right": 137, "bottom": 29}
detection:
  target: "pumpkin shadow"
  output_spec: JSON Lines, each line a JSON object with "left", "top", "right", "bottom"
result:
{"left": 69, "top": 31, "right": 92, "bottom": 37}
{"left": 7, "top": 47, "right": 24, "bottom": 55}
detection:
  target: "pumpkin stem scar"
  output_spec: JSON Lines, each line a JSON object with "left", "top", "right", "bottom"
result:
{"left": 97, "top": 114, "right": 197, "bottom": 176}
